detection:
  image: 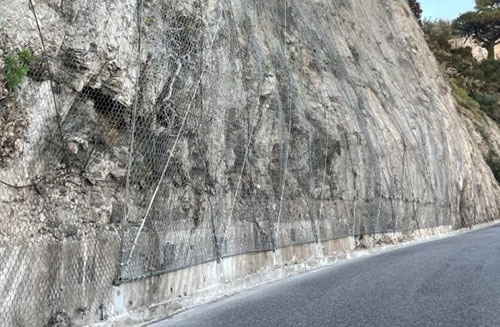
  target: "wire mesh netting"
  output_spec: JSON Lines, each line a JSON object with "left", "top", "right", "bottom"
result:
{"left": 0, "top": 237, "right": 120, "bottom": 326}
{"left": 0, "top": 0, "right": 456, "bottom": 325}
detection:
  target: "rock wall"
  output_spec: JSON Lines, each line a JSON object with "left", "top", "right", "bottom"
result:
{"left": 0, "top": 0, "right": 499, "bottom": 325}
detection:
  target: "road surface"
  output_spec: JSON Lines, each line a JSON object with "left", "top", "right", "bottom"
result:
{"left": 151, "top": 224, "right": 500, "bottom": 327}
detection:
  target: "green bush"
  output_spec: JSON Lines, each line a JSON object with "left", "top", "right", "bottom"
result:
{"left": 423, "top": 20, "right": 500, "bottom": 123}
{"left": 4, "top": 49, "right": 36, "bottom": 90}
{"left": 452, "top": 82, "right": 481, "bottom": 111}
{"left": 473, "top": 92, "right": 500, "bottom": 122}
{"left": 422, "top": 19, "right": 454, "bottom": 52}
{"left": 478, "top": 59, "right": 500, "bottom": 93}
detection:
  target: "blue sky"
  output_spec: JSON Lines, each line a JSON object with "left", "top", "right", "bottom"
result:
{"left": 419, "top": 0, "right": 476, "bottom": 20}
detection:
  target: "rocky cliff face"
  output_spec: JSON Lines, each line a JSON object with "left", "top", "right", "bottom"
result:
{"left": 0, "top": 0, "right": 499, "bottom": 324}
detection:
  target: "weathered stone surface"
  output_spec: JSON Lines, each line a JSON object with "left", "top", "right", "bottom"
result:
{"left": 47, "top": 312, "right": 72, "bottom": 327}
{"left": 0, "top": 0, "right": 498, "bottom": 250}
{"left": 110, "top": 202, "right": 124, "bottom": 224}
{"left": 0, "top": 0, "right": 499, "bottom": 324}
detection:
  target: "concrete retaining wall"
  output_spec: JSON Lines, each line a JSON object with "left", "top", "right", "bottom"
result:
{"left": 90, "top": 223, "right": 500, "bottom": 327}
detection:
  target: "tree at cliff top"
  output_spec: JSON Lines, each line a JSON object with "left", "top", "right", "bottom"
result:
{"left": 407, "top": 0, "right": 423, "bottom": 26}
{"left": 454, "top": 0, "right": 500, "bottom": 59}
{"left": 477, "top": 0, "right": 500, "bottom": 9}
{"left": 423, "top": 13, "right": 500, "bottom": 181}
{"left": 424, "top": 18, "right": 500, "bottom": 123}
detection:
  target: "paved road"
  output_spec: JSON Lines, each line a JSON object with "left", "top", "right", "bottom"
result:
{"left": 152, "top": 225, "right": 500, "bottom": 327}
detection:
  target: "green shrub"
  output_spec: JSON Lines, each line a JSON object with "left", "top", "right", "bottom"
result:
{"left": 423, "top": 19, "right": 500, "bottom": 124}
{"left": 478, "top": 59, "right": 500, "bottom": 93}
{"left": 452, "top": 82, "right": 481, "bottom": 110}
{"left": 422, "top": 19, "right": 454, "bottom": 52}
{"left": 4, "top": 49, "right": 36, "bottom": 90}
{"left": 473, "top": 92, "right": 500, "bottom": 123}
{"left": 485, "top": 150, "right": 500, "bottom": 184}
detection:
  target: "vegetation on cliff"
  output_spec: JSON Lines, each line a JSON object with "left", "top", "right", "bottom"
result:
{"left": 454, "top": 0, "right": 500, "bottom": 60}
{"left": 408, "top": 0, "right": 423, "bottom": 26}
{"left": 415, "top": 0, "right": 500, "bottom": 182}
{"left": 416, "top": 0, "right": 499, "bottom": 122}
{"left": 4, "top": 49, "right": 35, "bottom": 90}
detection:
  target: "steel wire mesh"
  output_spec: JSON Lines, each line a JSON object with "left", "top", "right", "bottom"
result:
{"left": 0, "top": 0, "right": 456, "bottom": 325}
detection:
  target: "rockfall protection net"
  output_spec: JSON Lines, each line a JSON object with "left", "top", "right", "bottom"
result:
{"left": 0, "top": 0, "right": 450, "bottom": 325}
{"left": 0, "top": 238, "right": 120, "bottom": 326}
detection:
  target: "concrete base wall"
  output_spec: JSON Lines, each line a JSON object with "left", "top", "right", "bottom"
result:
{"left": 89, "top": 222, "right": 499, "bottom": 327}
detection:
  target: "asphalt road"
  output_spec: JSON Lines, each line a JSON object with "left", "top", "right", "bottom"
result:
{"left": 152, "top": 224, "right": 500, "bottom": 327}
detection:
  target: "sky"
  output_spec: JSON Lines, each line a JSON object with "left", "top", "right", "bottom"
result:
{"left": 419, "top": 0, "right": 476, "bottom": 20}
